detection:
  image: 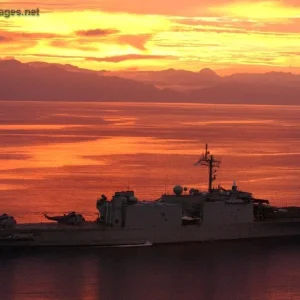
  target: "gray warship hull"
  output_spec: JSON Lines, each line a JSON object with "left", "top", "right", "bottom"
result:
{"left": 2, "top": 145, "right": 299, "bottom": 248}
{"left": 1, "top": 220, "right": 300, "bottom": 248}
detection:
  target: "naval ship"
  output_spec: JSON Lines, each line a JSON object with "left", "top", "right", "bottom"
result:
{"left": 1, "top": 145, "right": 300, "bottom": 248}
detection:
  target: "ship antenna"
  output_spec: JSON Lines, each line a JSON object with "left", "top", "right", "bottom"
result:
{"left": 127, "top": 178, "right": 130, "bottom": 190}
{"left": 164, "top": 175, "right": 168, "bottom": 194}
{"left": 194, "top": 144, "right": 221, "bottom": 192}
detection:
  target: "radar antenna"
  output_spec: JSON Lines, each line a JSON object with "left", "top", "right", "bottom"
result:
{"left": 194, "top": 144, "right": 221, "bottom": 192}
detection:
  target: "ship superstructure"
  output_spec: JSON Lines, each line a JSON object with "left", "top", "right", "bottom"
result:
{"left": 1, "top": 145, "right": 300, "bottom": 247}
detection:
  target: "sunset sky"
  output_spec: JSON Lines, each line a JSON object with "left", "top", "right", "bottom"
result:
{"left": 1, "top": 0, "right": 300, "bottom": 74}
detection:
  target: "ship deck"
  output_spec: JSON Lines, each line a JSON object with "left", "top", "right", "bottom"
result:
{"left": 0, "top": 221, "right": 107, "bottom": 233}
{"left": 2, "top": 217, "right": 300, "bottom": 233}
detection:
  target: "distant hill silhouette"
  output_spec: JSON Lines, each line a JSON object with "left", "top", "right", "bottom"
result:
{"left": 107, "top": 68, "right": 222, "bottom": 90}
{"left": 224, "top": 72, "right": 300, "bottom": 87}
{"left": 0, "top": 59, "right": 182, "bottom": 102}
{"left": 0, "top": 59, "right": 299, "bottom": 105}
{"left": 188, "top": 82, "right": 300, "bottom": 105}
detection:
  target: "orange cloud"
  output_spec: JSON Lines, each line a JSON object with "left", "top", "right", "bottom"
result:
{"left": 210, "top": 1, "right": 300, "bottom": 19}
{"left": 75, "top": 28, "right": 119, "bottom": 36}
{"left": 0, "top": 30, "right": 64, "bottom": 51}
{"left": 0, "top": 31, "right": 42, "bottom": 51}
{"left": 0, "top": 0, "right": 209, "bottom": 15}
{"left": 117, "top": 34, "right": 152, "bottom": 50}
{"left": 282, "top": 52, "right": 300, "bottom": 56}
{"left": 1, "top": 1, "right": 300, "bottom": 73}
{"left": 13, "top": 53, "right": 88, "bottom": 59}
{"left": 50, "top": 40, "right": 99, "bottom": 51}
{"left": 85, "top": 54, "right": 176, "bottom": 63}
{"left": 173, "top": 17, "right": 300, "bottom": 35}
{"left": 10, "top": 53, "right": 177, "bottom": 63}
{"left": 0, "top": 35, "right": 13, "bottom": 42}
{"left": 3, "top": 0, "right": 300, "bottom": 17}
{"left": 0, "top": 30, "right": 60, "bottom": 40}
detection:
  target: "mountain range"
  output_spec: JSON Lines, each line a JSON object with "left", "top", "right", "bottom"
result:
{"left": 1, "top": 59, "right": 299, "bottom": 105}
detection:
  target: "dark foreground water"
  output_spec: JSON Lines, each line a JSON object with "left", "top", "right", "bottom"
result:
{"left": 1, "top": 239, "right": 300, "bottom": 300}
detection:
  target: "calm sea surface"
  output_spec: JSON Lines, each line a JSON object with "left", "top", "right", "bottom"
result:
{"left": 1, "top": 239, "right": 300, "bottom": 300}
{"left": 0, "top": 101, "right": 299, "bottom": 222}
{"left": 0, "top": 101, "right": 300, "bottom": 300}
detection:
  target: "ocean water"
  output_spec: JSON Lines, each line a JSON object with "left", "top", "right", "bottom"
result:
{"left": 1, "top": 239, "right": 300, "bottom": 300}
{"left": 1, "top": 101, "right": 300, "bottom": 300}
{"left": 0, "top": 101, "right": 299, "bottom": 222}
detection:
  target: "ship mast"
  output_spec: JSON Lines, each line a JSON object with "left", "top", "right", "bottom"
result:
{"left": 195, "top": 144, "right": 221, "bottom": 192}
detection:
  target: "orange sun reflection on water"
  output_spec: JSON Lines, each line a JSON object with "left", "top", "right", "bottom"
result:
{"left": 0, "top": 136, "right": 199, "bottom": 171}
{"left": 0, "top": 101, "right": 299, "bottom": 222}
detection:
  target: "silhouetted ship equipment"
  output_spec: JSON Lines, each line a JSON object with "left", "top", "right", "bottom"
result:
{"left": 44, "top": 212, "right": 85, "bottom": 225}
{"left": 1, "top": 145, "right": 300, "bottom": 247}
